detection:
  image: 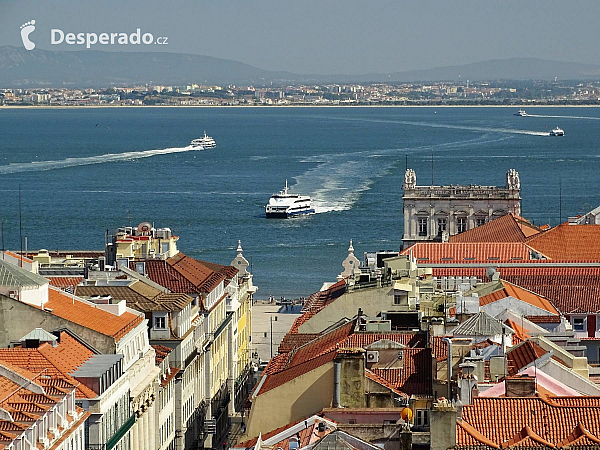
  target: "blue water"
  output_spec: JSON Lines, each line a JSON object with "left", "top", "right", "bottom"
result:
{"left": 0, "top": 106, "right": 599, "bottom": 297}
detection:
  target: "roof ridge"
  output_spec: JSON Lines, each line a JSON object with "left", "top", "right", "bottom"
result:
{"left": 457, "top": 419, "right": 501, "bottom": 449}
{"left": 501, "top": 424, "right": 555, "bottom": 448}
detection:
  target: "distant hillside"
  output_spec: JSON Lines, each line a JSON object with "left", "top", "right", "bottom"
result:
{"left": 0, "top": 46, "right": 297, "bottom": 87}
{"left": 1, "top": 46, "right": 599, "bottom": 87}
{"left": 376, "top": 58, "right": 600, "bottom": 83}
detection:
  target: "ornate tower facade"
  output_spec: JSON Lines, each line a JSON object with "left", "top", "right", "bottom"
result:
{"left": 402, "top": 169, "right": 521, "bottom": 249}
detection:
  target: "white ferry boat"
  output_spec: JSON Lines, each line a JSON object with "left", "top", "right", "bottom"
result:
{"left": 190, "top": 131, "right": 216, "bottom": 149}
{"left": 514, "top": 109, "right": 527, "bottom": 116}
{"left": 549, "top": 127, "right": 565, "bottom": 136}
{"left": 265, "top": 180, "right": 314, "bottom": 218}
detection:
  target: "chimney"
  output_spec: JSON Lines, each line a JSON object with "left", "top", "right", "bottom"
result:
{"left": 458, "top": 362, "right": 479, "bottom": 405}
{"left": 430, "top": 398, "right": 457, "bottom": 450}
{"left": 505, "top": 374, "right": 536, "bottom": 397}
{"left": 335, "top": 349, "right": 365, "bottom": 408}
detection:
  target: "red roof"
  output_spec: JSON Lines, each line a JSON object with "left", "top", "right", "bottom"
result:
{"left": 47, "top": 277, "right": 83, "bottom": 290}
{"left": 479, "top": 280, "right": 559, "bottom": 315}
{"left": 506, "top": 341, "right": 547, "bottom": 376}
{"left": 134, "top": 252, "right": 231, "bottom": 298}
{"left": 0, "top": 332, "right": 97, "bottom": 399}
{"left": 450, "top": 214, "right": 540, "bottom": 244}
{"left": 526, "top": 223, "right": 600, "bottom": 261}
{"left": 457, "top": 396, "right": 600, "bottom": 448}
{"left": 431, "top": 267, "right": 600, "bottom": 315}
{"left": 368, "top": 348, "right": 433, "bottom": 397}
{"left": 400, "top": 243, "right": 533, "bottom": 263}
{"left": 40, "top": 287, "right": 144, "bottom": 341}
{"left": 290, "top": 280, "right": 347, "bottom": 334}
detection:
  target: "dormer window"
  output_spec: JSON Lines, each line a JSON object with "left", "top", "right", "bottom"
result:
{"left": 155, "top": 316, "right": 166, "bottom": 329}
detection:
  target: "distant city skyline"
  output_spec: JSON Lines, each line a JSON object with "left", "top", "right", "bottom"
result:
{"left": 1, "top": 0, "right": 600, "bottom": 75}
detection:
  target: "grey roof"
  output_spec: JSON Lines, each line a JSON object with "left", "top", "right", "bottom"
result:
{"left": 310, "top": 431, "right": 381, "bottom": 450}
{"left": 70, "top": 354, "right": 122, "bottom": 378}
{"left": 452, "top": 311, "right": 513, "bottom": 337}
{"left": 0, "top": 260, "right": 49, "bottom": 288}
{"left": 20, "top": 328, "right": 57, "bottom": 343}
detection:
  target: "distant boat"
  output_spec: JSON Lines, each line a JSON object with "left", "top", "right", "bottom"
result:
{"left": 191, "top": 131, "right": 216, "bottom": 149}
{"left": 265, "top": 180, "right": 314, "bottom": 218}
{"left": 549, "top": 127, "right": 565, "bottom": 136}
{"left": 514, "top": 109, "right": 527, "bottom": 116}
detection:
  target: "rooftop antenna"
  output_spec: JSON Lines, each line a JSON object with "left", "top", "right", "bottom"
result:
{"left": 18, "top": 185, "right": 23, "bottom": 268}
{"left": 405, "top": 154, "right": 408, "bottom": 172}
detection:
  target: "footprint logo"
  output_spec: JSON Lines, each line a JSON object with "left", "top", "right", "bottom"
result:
{"left": 20, "top": 20, "right": 36, "bottom": 51}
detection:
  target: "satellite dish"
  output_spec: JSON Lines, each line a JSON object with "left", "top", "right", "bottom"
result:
{"left": 137, "top": 222, "right": 152, "bottom": 235}
{"left": 485, "top": 267, "right": 497, "bottom": 280}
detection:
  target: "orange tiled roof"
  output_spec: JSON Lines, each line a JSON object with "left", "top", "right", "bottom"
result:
{"left": 369, "top": 348, "right": 433, "bottom": 397}
{"left": 430, "top": 267, "right": 600, "bottom": 315}
{"left": 0, "top": 332, "right": 97, "bottom": 399}
{"left": 278, "top": 333, "right": 321, "bottom": 354}
{"left": 526, "top": 223, "right": 600, "bottom": 261}
{"left": 479, "top": 280, "right": 559, "bottom": 316}
{"left": 504, "top": 319, "right": 530, "bottom": 344}
{"left": 457, "top": 396, "right": 600, "bottom": 448}
{"left": 290, "top": 280, "right": 347, "bottom": 334}
{"left": 47, "top": 277, "right": 83, "bottom": 290}
{"left": 152, "top": 344, "right": 173, "bottom": 365}
{"left": 400, "top": 243, "right": 534, "bottom": 263}
{"left": 40, "top": 287, "right": 144, "bottom": 341}
{"left": 450, "top": 214, "right": 538, "bottom": 244}
{"left": 506, "top": 341, "right": 547, "bottom": 376}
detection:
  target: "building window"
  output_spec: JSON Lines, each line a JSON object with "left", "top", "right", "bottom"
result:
{"left": 437, "top": 218, "right": 447, "bottom": 236}
{"left": 457, "top": 217, "right": 467, "bottom": 233}
{"left": 155, "top": 316, "right": 166, "bottom": 329}
{"left": 416, "top": 409, "right": 429, "bottom": 427}
{"left": 573, "top": 317, "right": 585, "bottom": 332}
{"left": 394, "top": 291, "right": 403, "bottom": 305}
{"left": 418, "top": 218, "right": 428, "bottom": 236}
{"left": 476, "top": 217, "right": 486, "bottom": 227}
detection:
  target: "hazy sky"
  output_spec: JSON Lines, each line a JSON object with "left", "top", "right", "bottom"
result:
{"left": 1, "top": 0, "right": 599, "bottom": 75}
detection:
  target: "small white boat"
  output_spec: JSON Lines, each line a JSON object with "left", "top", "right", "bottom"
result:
{"left": 549, "top": 127, "right": 564, "bottom": 136}
{"left": 514, "top": 109, "right": 527, "bottom": 117}
{"left": 191, "top": 131, "right": 216, "bottom": 148}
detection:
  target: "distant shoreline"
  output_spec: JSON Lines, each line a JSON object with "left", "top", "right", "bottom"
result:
{"left": 2, "top": 104, "right": 600, "bottom": 109}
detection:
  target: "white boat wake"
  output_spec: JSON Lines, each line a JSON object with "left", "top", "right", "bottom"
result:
{"left": 294, "top": 134, "right": 511, "bottom": 214}
{"left": 524, "top": 113, "right": 600, "bottom": 120}
{"left": 315, "top": 115, "right": 551, "bottom": 136}
{"left": 0, "top": 146, "right": 197, "bottom": 174}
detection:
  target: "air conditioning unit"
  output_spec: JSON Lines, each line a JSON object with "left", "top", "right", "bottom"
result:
{"left": 366, "top": 350, "right": 379, "bottom": 363}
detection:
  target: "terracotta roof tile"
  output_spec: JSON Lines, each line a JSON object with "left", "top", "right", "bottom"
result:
{"left": 151, "top": 344, "right": 173, "bottom": 365}
{"left": 40, "top": 287, "right": 144, "bottom": 341}
{"left": 450, "top": 214, "right": 536, "bottom": 244}
{"left": 457, "top": 396, "right": 600, "bottom": 448}
{"left": 431, "top": 267, "right": 600, "bottom": 315}
{"left": 479, "top": 280, "right": 559, "bottom": 316}
{"left": 278, "top": 333, "right": 322, "bottom": 354}
{"left": 400, "top": 243, "right": 533, "bottom": 263}
{"left": 290, "top": 280, "right": 347, "bottom": 334}
{"left": 526, "top": 223, "right": 600, "bottom": 261}
{"left": 47, "top": 277, "right": 83, "bottom": 290}
{"left": 369, "top": 348, "right": 433, "bottom": 397}
{"left": 0, "top": 332, "right": 97, "bottom": 399}
{"left": 506, "top": 341, "right": 548, "bottom": 376}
